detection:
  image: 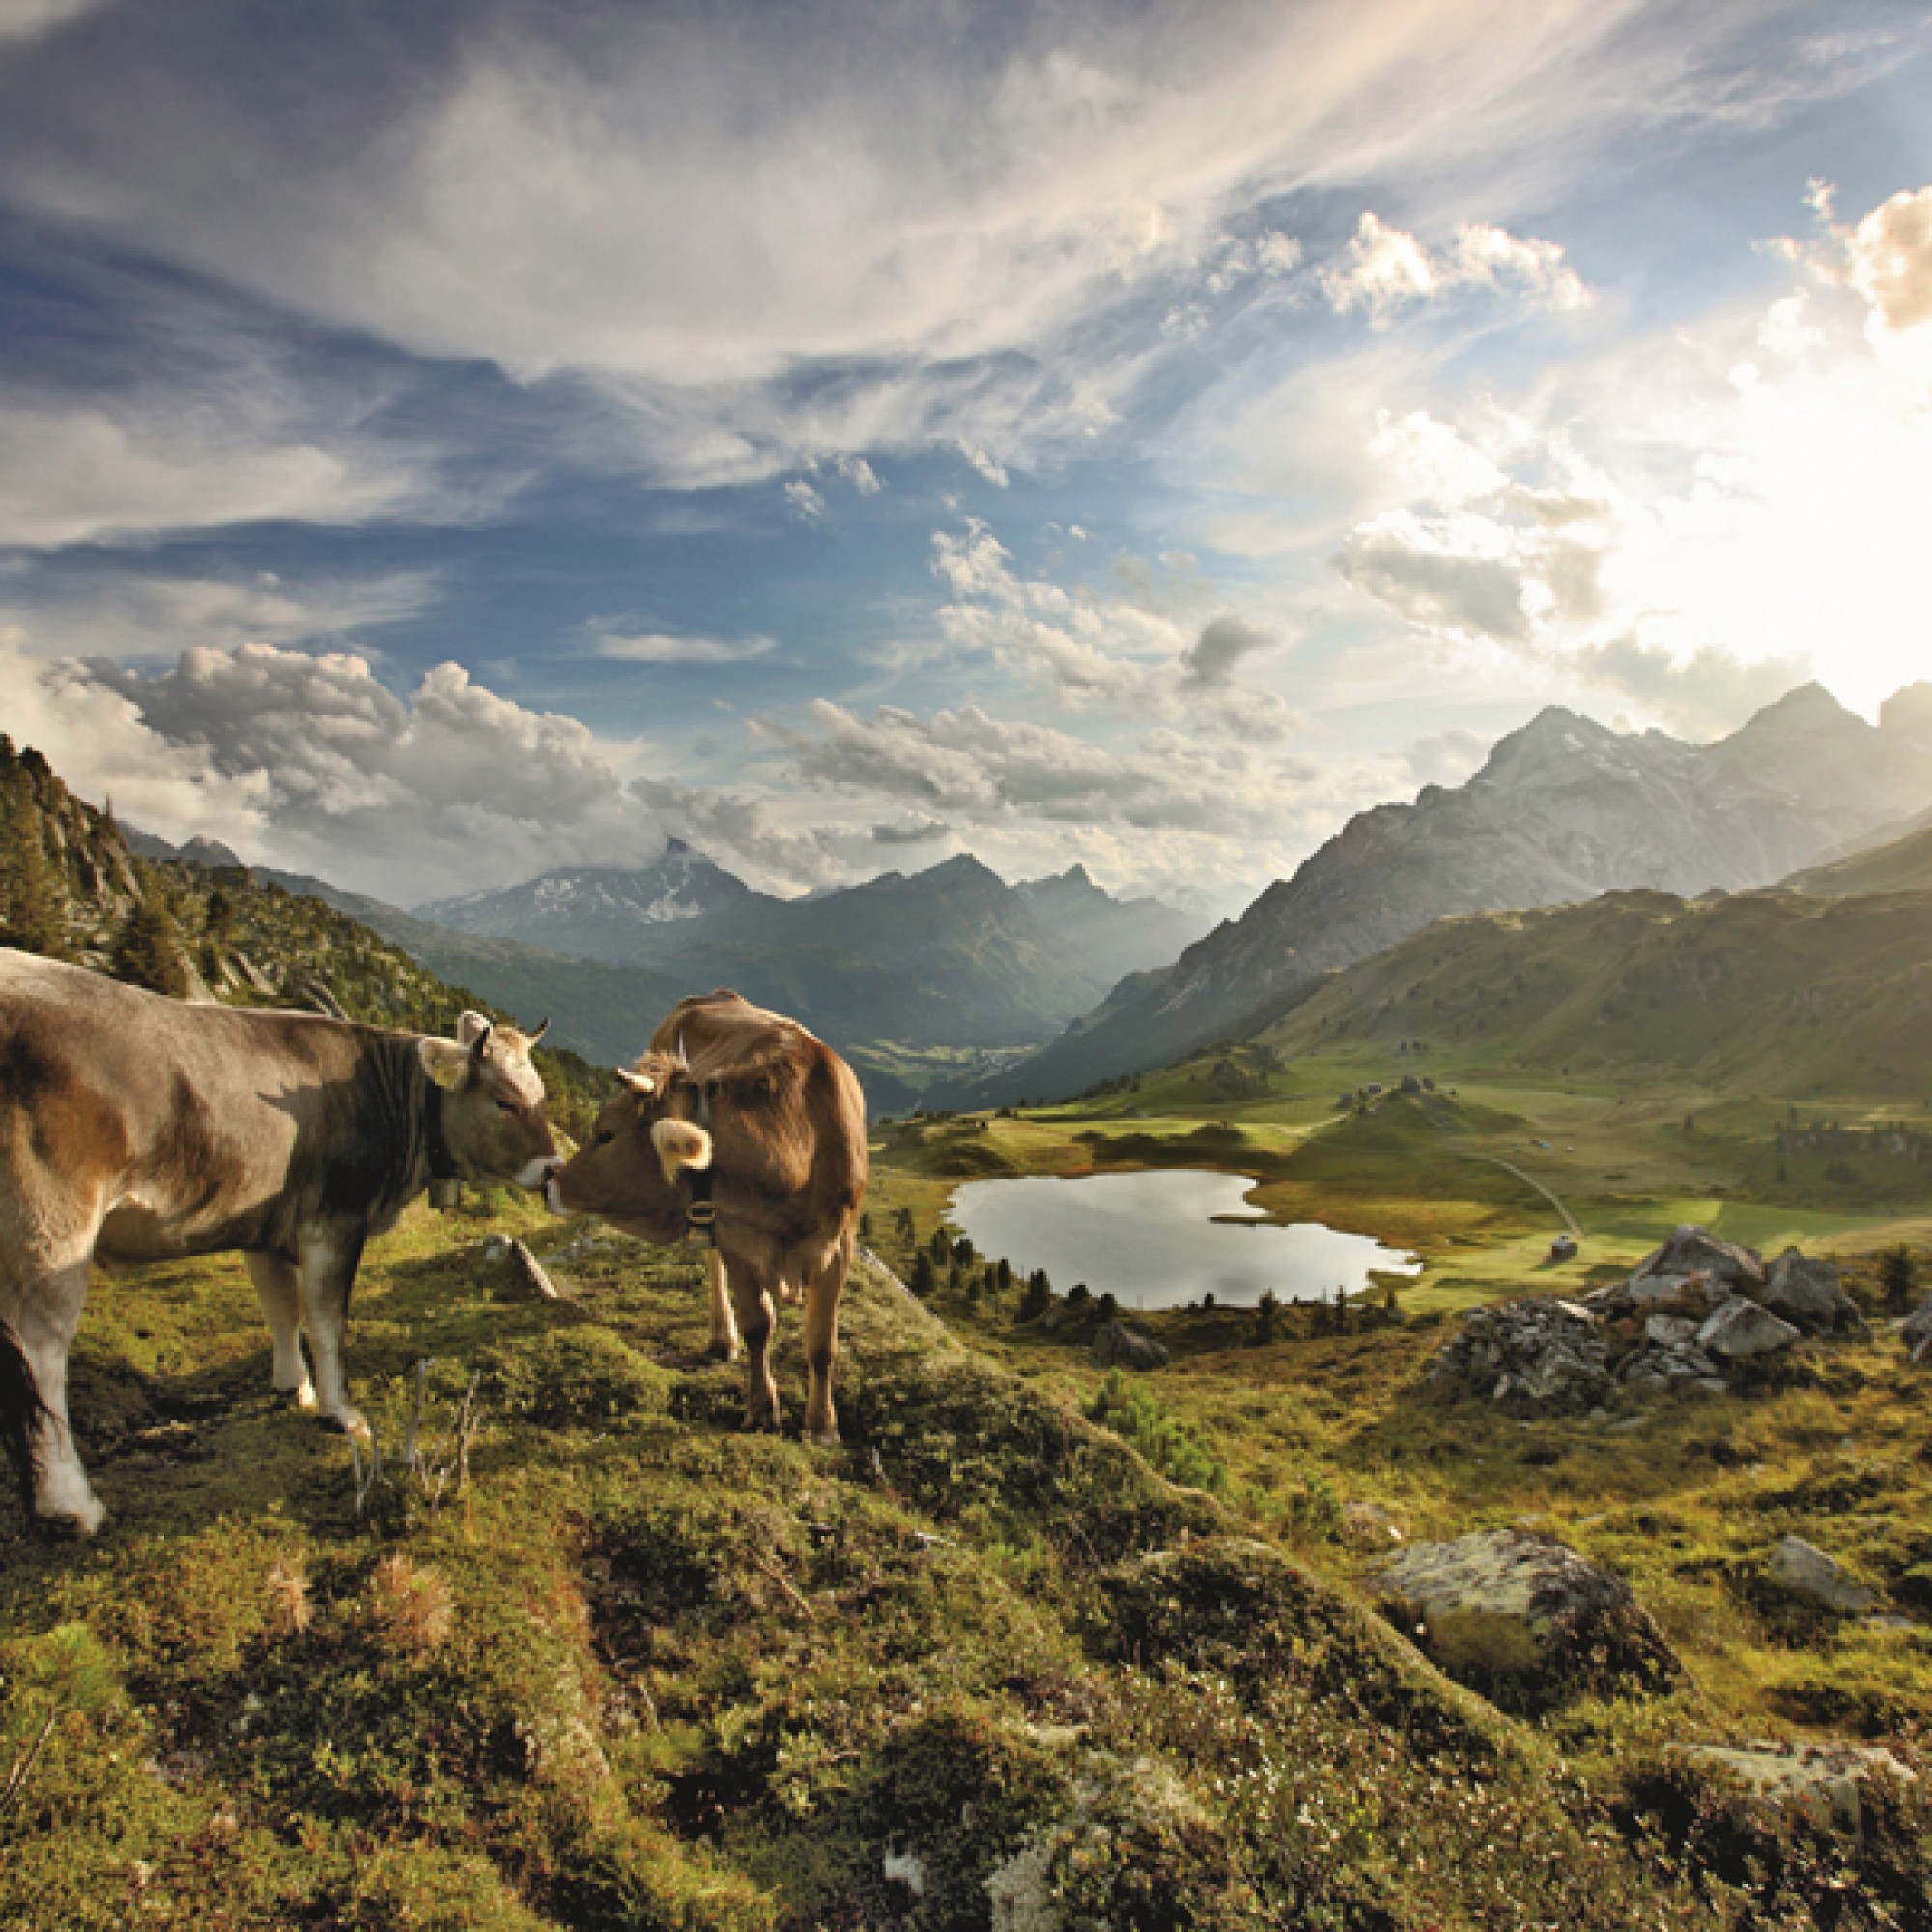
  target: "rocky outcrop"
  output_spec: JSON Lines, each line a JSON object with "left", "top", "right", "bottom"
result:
{"left": 1901, "top": 1297, "right": 1932, "bottom": 1363}
{"left": 1091, "top": 1321, "right": 1170, "bottom": 1371}
{"left": 1434, "top": 1228, "right": 1856, "bottom": 1410}
{"left": 1427, "top": 1298, "right": 1610, "bottom": 1407}
{"left": 1372, "top": 1528, "right": 1681, "bottom": 1712}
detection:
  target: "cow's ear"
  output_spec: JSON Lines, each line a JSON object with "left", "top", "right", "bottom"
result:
{"left": 455, "top": 1011, "right": 494, "bottom": 1049}
{"left": 419, "top": 1037, "right": 471, "bottom": 1090}
{"left": 652, "top": 1118, "right": 712, "bottom": 1182}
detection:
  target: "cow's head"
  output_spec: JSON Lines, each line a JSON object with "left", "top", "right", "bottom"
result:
{"left": 544, "top": 1047, "right": 709, "bottom": 1239}
{"left": 418, "top": 1011, "right": 557, "bottom": 1189}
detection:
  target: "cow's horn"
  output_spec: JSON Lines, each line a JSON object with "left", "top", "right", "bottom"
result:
{"left": 652, "top": 1118, "right": 712, "bottom": 1181}
{"left": 673, "top": 1031, "right": 690, "bottom": 1071}
{"left": 528, "top": 1018, "right": 551, "bottom": 1047}
{"left": 615, "top": 1067, "right": 657, "bottom": 1095}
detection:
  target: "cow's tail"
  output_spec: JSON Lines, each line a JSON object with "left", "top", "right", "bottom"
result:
{"left": 0, "top": 1319, "right": 46, "bottom": 1517}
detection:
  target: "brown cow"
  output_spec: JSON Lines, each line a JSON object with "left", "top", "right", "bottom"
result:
{"left": 0, "top": 950, "right": 557, "bottom": 1534}
{"left": 545, "top": 990, "right": 867, "bottom": 1443}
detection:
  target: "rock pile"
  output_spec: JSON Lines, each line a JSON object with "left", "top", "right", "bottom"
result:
{"left": 1091, "top": 1321, "right": 1171, "bottom": 1371}
{"left": 1432, "top": 1225, "right": 1863, "bottom": 1410}
{"left": 1428, "top": 1297, "right": 1611, "bottom": 1407}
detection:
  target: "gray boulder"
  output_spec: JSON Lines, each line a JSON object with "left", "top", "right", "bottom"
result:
{"left": 1623, "top": 1224, "right": 1765, "bottom": 1309}
{"left": 1091, "top": 1321, "right": 1170, "bottom": 1371}
{"left": 1373, "top": 1528, "right": 1680, "bottom": 1711}
{"left": 1673, "top": 1742, "right": 1911, "bottom": 1836}
{"left": 1768, "top": 1535, "right": 1873, "bottom": 1615}
{"left": 1696, "top": 1297, "right": 1799, "bottom": 1361}
{"left": 1761, "top": 1248, "right": 1866, "bottom": 1337}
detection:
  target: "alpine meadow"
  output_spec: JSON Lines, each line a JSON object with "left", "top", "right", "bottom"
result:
{"left": 8, "top": 5, "right": 1932, "bottom": 1928}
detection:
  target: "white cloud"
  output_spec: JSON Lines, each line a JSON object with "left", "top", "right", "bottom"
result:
{"left": 1309, "top": 182, "right": 1932, "bottom": 727}
{"left": 958, "top": 442, "right": 1009, "bottom": 489}
{"left": 783, "top": 478, "right": 827, "bottom": 523}
{"left": 1321, "top": 212, "right": 1592, "bottom": 327}
{"left": 0, "top": 0, "right": 1848, "bottom": 484}
{"left": 1847, "top": 185, "right": 1932, "bottom": 335}
{"left": 597, "top": 631, "right": 775, "bottom": 665}
{"left": 0, "top": 389, "right": 440, "bottom": 549}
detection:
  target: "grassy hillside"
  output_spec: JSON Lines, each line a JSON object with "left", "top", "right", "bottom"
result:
{"left": 10, "top": 1191, "right": 1926, "bottom": 1928}
{"left": 1248, "top": 886, "right": 1932, "bottom": 1102}
{"left": 1785, "top": 826, "right": 1932, "bottom": 900}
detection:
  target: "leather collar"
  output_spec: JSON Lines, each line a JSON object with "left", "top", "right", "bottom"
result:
{"left": 424, "top": 1081, "right": 461, "bottom": 1184}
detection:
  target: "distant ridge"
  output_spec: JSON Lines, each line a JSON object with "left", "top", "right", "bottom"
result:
{"left": 947, "top": 681, "right": 1932, "bottom": 1105}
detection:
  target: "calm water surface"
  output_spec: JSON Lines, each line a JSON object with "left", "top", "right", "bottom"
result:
{"left": 949, "top": 1168, "right": 1419, "bottom": 1310}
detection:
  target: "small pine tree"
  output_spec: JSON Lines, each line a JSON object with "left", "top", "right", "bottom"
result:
{"left": 952, "top": 1236, "right": 975, "bottom": 1268}
{"left": 0, "top": 822, "right": 67, "bottom": 957}
{"left": 859, "top": 1211, "right": 872, "bottom": 1242}
{"left": 908, "top": 1251, "right": 937, "bottom": 1298}
{"left": 1253, "top": 1290, "right": 1279, "bottom": 1346}
{"left": 1878, "top": 1244, "right": 1918, "bottom": 1313}
{"left": 112, "top": 896, "right": 191, "bottom": 998}
{"left": 928, "top": 1226, "right": 951, "bottom": 1264}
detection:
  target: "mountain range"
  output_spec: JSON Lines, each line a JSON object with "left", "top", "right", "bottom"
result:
{"left": 417, "top": 847, "right": 1205, "bottom": 1055}
{"left": 946, "top": 681, "right": 1932, "bottom": 1105}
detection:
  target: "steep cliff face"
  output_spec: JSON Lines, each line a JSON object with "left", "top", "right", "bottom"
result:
{"left": 956, "top": 683, "right": 1932, "bottom": 1103}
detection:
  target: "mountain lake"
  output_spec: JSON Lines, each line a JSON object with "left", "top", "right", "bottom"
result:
{"left": 948, "top": 1168, "right": 1421, "bottom": 1310}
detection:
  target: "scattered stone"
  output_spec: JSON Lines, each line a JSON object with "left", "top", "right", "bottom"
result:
{"left": 1697, "top": 1298, "right": 1800, "bottom": 1361}
{"left": 481, "top": 1235, "right": 512, "bottom": 1264}
{"left": 1091, "top": 1321, "right": 1170, "bottom": 1371}
{"left": 1760, "top": 1249, "right": 1868, "bottom": 1338}
{"left": 1428, "top": 1295, "right": 1612, "bottom": 1410}
{"left": 1372, "top": 1528, "right": 1681, "bottom": 1712}
{"left": 1645, "top": 1315, "right": 1701, "bottom": 1348}
{"left": 1672, "top": 1742, "right": 1911, "bottom": 1836}
{"left": 1768, "top": 1535, "right": 1873, "bottom": 1615}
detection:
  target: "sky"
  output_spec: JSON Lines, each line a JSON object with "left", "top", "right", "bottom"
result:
{"left": 1, "top": 0, "right": 1930, "bottom": 915}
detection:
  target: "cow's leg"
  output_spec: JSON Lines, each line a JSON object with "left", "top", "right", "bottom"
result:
{"left": 298, "top": 1227, "right": 369, "bottom": 1440}
{"left": 0, "top": 1258, "right": 104, "bottom": 1535}
{"left": 802, "top": 1234, "right": 852, "bottom": 1448}
{"left": 726, "top": 1252, "right": 781, "bottom": 1433}
{"left": 705, "top": 1250, "right": 741, "bottom": 1363}
{"left": 246, "top": 1252, "right": 314, "bottom": 1408}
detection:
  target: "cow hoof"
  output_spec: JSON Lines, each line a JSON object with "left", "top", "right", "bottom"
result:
{"left": 806, "top": 1427, "right": 841, "bottom": 1450}
{"left": 707, "top": 1339, "right": 742, "bottom": 1364}
{"left": 324, "top": 1407, "right": 372, "bottom": 1443}
{"left": 278, "top": 1378, "right": 318, "bottom": 1410}
{"left": 742, "top": 1408, "right": 781, "bottom": 1435}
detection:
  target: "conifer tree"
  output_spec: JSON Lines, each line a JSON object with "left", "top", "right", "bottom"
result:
{"left": 112, "top": 895, "right": 191, "bottom": 998}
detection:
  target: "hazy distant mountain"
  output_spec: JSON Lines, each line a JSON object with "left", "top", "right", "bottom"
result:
{"left": 121, "top": 825, "right": 246, "bottom": 869}
{"left": 424, "top": 845, "right": 1208, "bottom": 1054}
{"left": 952, "top": 681, "right": 1932, "bottom": 1105}
{"left": 418, "top": 839, "right": 760, "bottom": 959}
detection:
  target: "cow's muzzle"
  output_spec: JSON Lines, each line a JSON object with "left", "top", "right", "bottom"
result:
{"left": 536, "top": 1159, "right": 568, "bottom": 1216}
